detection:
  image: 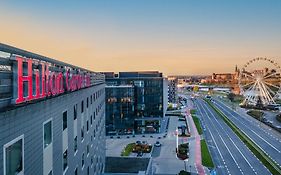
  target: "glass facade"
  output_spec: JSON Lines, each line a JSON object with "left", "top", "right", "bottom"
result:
{"left": 105, "top": 71, "right": 167, "bottom": 135}
{"left": 105, "top": 85, "right": 135, "bottom": 135}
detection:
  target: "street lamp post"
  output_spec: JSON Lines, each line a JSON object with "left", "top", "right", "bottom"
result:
{"left": 176, "top": 128, "right": 179, "bottom": 153}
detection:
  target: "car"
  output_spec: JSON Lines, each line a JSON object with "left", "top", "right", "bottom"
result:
{"left": 110, "top": 136, "right": 113, "bottom": 139}
{"left": 275, "top": 125, "right": 281, "bottom": 131}
{"left": 132, "top": 135, "right": 135, "bottom": 137}
{"left": 142, "top": 141, "right": 147, "bottom": 145}
{"left": 126, "top": 136, "right": 130, "bottom": 138}
{"left": 158, "top": 136, "right": 161, "bottom": 139}
{"left": 205, "top": 95, "right": 211, "bottom": 99}
{"left": 155, "top": 141, "right": 161, "bottom": 147}
{"left": 117, "top": 136, "right": 121, "bottom": 139}
{"left": 142, "top": 135, "right": 145, "bottom": 137}
{"left": 137, "top": 152, "right": 143, "bottom": 157}
{"left": 163, "top": 135, "right": 166, "bottom": 138}
{"left": 150, "top": 135, "right": 153, "bottom": 138}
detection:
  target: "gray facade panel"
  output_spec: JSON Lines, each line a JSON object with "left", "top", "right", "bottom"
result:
{"left": 0, "top": 84, "right": 106, "bottom": 175}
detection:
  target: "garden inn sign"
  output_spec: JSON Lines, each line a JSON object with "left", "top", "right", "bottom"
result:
{"left": 12, "top": 56, "right": 92, "bottom": 105}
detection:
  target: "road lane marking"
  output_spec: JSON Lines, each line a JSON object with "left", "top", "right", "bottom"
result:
{"left": 215, "top": 102, "right": 281, "bottom": 154}
{"left": 196, "top": 101, "right": 231, "bottom": 175}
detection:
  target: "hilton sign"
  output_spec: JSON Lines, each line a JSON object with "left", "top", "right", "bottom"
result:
{"left": 12, "top": 56, "right": 91, "bottom": 104}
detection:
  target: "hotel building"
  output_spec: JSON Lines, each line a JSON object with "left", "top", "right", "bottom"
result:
{"left": 0, "top": 43, "right": 106, "bottom": 175}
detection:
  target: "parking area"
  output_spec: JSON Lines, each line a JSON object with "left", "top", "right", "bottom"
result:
{"left": 106, "top": 133, "right": 167, "bottom": 157}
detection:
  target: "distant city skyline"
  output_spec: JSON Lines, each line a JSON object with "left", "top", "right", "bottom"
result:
{"left": 1, "top": 0, "right": 281, "bottom": 75}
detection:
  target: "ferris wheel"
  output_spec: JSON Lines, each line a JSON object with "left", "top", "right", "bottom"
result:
{"left": 238, "top": 57, "right": 281, "bottom": 106}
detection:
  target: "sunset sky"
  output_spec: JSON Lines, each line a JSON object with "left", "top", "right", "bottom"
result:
{"left": 1, "top": 0, "right": 281, "bottom": 75}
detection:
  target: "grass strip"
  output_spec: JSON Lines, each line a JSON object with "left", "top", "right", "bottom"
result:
{"left": 201, "top": 139, "right": 215, "bottom": 168}
{"left": 205, "top": 99, "right": 281, "bottom": 175}
{"left": 121, "top": 143, "right": 135, "bottom": 156}
{"left": 192, "top": 115, "right": 203, "bottom": 135}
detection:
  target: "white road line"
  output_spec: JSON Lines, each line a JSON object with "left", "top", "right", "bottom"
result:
{"left": 196, "top": 102, "right": 231, "bottom": 175}
{"left": 218, "top": 134, "right": 244, "bottom": 175}
{"left": 215, "top": 102, "right": 281, "bottom": 154}
{"left": 216, "top": 100, "right": 281, "bottom": 142}
{"left": 205, "top": 104, "right": 257, "bottom": 174}
{"left": 228, "top": 134, "right": 257, "bottom": 174}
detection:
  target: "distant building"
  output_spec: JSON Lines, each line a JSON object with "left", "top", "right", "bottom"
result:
{"left": 167, "top": 77, "right": 178, "bottom": 103}
{"left": 0, "top": 44, "right": 106, "bottom": 175}
{"left": 103, "top": 71, "right": 168, "bottom": 135}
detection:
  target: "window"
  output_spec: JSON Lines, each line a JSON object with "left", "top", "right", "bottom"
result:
{"left": 44, "top": 120, "right": 52, "bottom": 148}
{"left": 93, "top": 112, "right": 96, "bottom": 120}
{"left": 87, "top": 144, "right": 90, "bottom": 155}
{"left": 81, "top": 100, "right": 84, "bottom": 113}
{"left": 90, "top": 115, "right": 93, "bottom": 125}
{"left": 63, "top": 150, "right": 68, "bottom": 171}
{"left": 82, "top": 153, "right": 85, "bottom": 168}
{"left": 63, "top": 111, "right": 67, "bottom": 131}
{"left": 87, "top": 166, "right": 90, "bottom": 175}
{"left": 4, "top": 135, "right": 24, "bottom": 175}
{"left": 74, "top": 104, "right": 77, "bottom": 120}
{"left": 90, "top": 95, "right": 92, "bottom": 104}
{"left": 87, "top": 121, "right": 89, "bottom": 132}
{"left": 91, "top": 156, "right": 93, "bottom": 166}
{"left": 74, "top": 136, "right": 78, "bottom": 153}
{"left": 74, "top": 168, "right": 78, "bottom": 175}
{"left": 81, "top": 127, "right": 84, "bottom": 141}
{"left": 87, "top": 97, "right": 89, "bottom": 108}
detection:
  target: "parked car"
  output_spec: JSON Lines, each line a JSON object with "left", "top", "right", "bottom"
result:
{"left": 137, "top": 151, "right": 143, "bottom": 157}
{"left": 275, "top": 125, "right": 281, "bottom": 131}
{"left": 155, "top": 141, "right": 161, "bottom": 147}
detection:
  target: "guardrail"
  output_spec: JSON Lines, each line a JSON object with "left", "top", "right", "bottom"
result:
{"left": 205, "top": 99, "right": 281, "bottom": 175}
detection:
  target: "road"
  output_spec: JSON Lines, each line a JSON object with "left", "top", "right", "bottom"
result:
{"left": 213, "top": 99, "right": 281, "bottom": 167}
{"left": 194, "top": 98, "right": 271, "bottom": 175}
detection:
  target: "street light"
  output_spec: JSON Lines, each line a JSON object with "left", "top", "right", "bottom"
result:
{"left": 176, "top": 128, "right": 179, "bottom": 153}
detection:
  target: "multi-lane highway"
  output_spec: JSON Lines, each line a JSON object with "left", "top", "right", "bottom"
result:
{"left": 213, "top": 99, "right": 281, "bottom": 167}
{"left": 194, "top": 98, "right": 271, "bottom": 175}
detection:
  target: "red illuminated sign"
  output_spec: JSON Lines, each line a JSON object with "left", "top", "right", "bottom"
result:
{"left": 14, "top": 56, "right": 91, "bottom": 104}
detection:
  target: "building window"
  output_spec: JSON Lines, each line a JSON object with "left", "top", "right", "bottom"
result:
{"left": 82, "top": 153, "right": 85, "bottom": 168}
{"left": 81, "top": 127, "right": 84, "bottom": 141}
{"left": 93, "top": 112, "right": 96, "bottom": 120}
{"left": 90, "top": 95, "right": 92, "bottom": 104}
{"left": 87, "top": 166, "right": 90, "bottom": 175}
{"left": 63, "top": 111, "right": 67, "bottom": 131}
{"left": 90, "top": 115, "right": 93, "bottom": 126}
{"left": 44, "top": 120, "right": 52, "bottom": 148}
{"left": 81, "top": 100, "right": 84, "bottom": 113}
{"left": 74, "top": 168, "right": 78, "bottom": 175}
{"left": 74, "top": 104, "right": 77, "bottom": 120}
{"left": 91, "top": 156, "right": 93, "bottom": 166}
{"left": 87, "top": 144, "right": 90, "bottom": 156}
{"left": 63, "top": 150, "right": 68, "bottom": 171}
{"left": 87, "top": 120, "right": 89, "bottom": 132}
{"left": 87, "top": 97, "right": 89, "bottom": 108}
{"left": 4, "top": 135, "right": 24, "bottom": 175}
{"left": 74, "top": 136, "right": 78, "bottom": 153}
